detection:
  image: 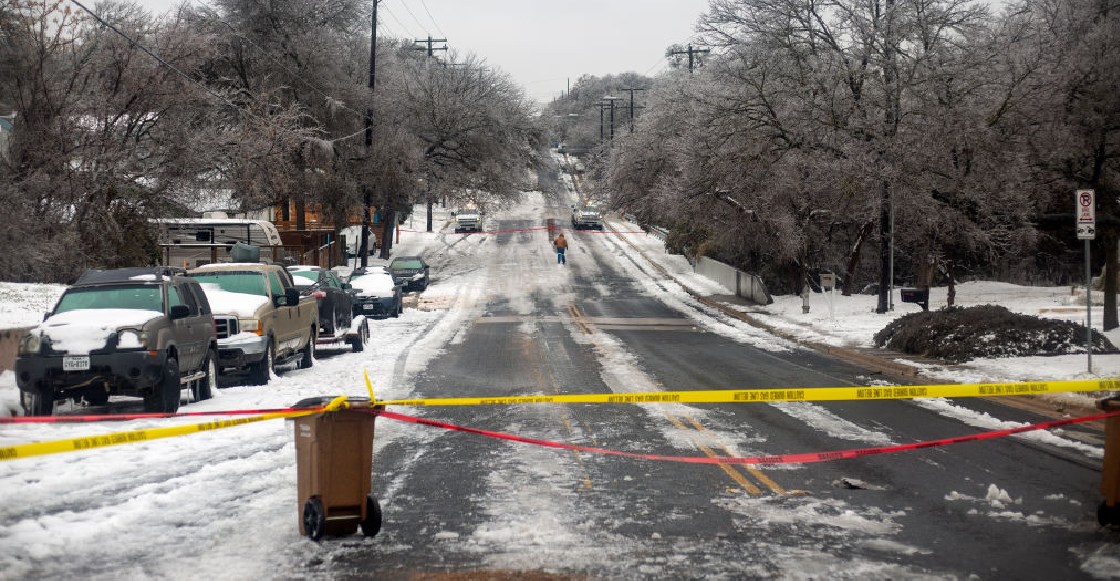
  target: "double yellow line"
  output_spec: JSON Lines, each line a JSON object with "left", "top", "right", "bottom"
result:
{"left": 663, "top": 411, "right": 786, "bottom": 495}
{"left": 568, "top": 303, "right": 593, "bottom": 334}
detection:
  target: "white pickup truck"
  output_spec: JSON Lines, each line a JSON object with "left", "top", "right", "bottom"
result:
{"left": 454, "top": 210, "right": 482, "bottom": 233}
{"left": 571, "top": 205, "right": 603, "bottom": 230}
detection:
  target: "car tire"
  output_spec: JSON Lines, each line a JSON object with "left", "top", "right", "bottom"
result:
{"left": 194, "top": 349, "right": 217, "bottom": 401}
{"left": 249, "top": 340, "right": 273, "bottom": 386}
{"left": 23, "top": 387, "right": 54, "bottom": 417}
{"left": 144, "top": 356, "right": 181, "bottom": 413}
{"left": 298, "top": 333, "right": 314, "bottom": 369}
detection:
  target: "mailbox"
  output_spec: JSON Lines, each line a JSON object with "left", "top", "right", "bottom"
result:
{"left": 900, "top": 288, "right": 929, "bottom": 311}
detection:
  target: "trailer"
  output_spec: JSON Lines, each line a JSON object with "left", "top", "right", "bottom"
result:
{"left": 316, "top": 315, "right": 370, "bottom": 353}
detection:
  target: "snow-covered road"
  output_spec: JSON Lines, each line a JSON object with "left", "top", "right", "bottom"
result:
{"left": 3, "top": 157, "right": 1120, "bottom": 578}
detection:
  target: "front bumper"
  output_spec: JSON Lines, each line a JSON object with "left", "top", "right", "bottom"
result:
{"left": 16, "top": 350, "right": 168, "bottom": 397}
{"left": 393, "top": 272, "right": 426, "bottom": 291}
{"left": 354, "top": 296, "right": 396, "bottom": 317}
{"left": 216, "top": 333, "right": 269, "bottom": 369}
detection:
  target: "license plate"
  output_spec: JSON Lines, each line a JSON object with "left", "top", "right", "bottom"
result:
{"left": 363, "top": 304, "right": 375, "bottom": 310}
{"left": 63, "top": 356, "right": 90, "bottom": 371}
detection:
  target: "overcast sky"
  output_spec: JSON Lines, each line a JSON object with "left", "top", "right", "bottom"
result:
{"left": 140, "top": 0, "right": 712, "bottom": 105}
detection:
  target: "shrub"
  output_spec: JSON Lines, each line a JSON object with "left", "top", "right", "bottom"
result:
{"left": 873, "top": 305, "right": 1117, "bottom": 363}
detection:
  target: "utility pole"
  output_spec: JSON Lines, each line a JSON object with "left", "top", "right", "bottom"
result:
{"left": 668, "top": 44, "right": 710, "bottom": 74}
{"left": 360, "top": 0, "right": 378, "bottom": 269}
{"left": 619, "top": 87, "right": 646, "bottom": 132}
{"left": 602, "top": 96, "right": 622, "bottom": 141}
{"left": 413, "top": 35, "right": 448, "bottom": 58}
{"left": 598, "top": 102, "right": 608, "bottom": 142}
{"left": 412, "top": 36, "right": 447, "bottom": 233}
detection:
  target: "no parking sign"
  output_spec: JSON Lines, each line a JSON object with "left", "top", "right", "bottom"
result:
{"left": 1077, "top": 189, "right": 1096, "bottom": 240}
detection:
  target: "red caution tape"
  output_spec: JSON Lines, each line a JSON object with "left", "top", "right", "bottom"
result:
{"left": 375, "top": 409, "right": 1120, "bottom": 465}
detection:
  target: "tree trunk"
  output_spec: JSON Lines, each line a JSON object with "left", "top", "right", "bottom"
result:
{"left": 378, "top": 208, "right": 396, "bottom": 260}
{"left": 1104, "top": 228, "right": 1118, "bottom": 330}
{"left": 842, "top": 220, "right": 875, "bottom": 296}
{"left": 876, "top": 179, "right": 891, "bottom": 313}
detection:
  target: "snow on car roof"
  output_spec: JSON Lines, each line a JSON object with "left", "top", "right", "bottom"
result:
{"left": 349, "top": 272, "right": 397, "bottom": 295}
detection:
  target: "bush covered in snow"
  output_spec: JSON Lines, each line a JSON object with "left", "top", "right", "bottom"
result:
{"left": 873, "top": 305, "right": 1117, "bottom": 362}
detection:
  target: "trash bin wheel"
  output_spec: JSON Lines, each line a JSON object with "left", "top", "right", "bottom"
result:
{"left": 1098, "top": 501, "right": 1120, "bottom": 527}
{"left": 360, "top": 494, "right": 382, "bottom": 537}
{"left": 303, "top": 497, "right": 326, "bottom": 541}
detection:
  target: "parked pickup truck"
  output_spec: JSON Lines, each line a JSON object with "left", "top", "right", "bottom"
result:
{"left": 571, "top": 204, "right": 603, "bottom": 230}
{"left": 453, "top": 210, "right": 482, "bottom": 233}
{"left": 15, "top": 266, "right": 218, "bottom": 415}
{"left": 187, "top": 263, "right": 318, "bottom": 385}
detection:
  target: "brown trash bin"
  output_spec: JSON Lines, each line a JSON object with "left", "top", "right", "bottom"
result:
{"left": 292, "top": 397, "right": 383, "bottom": 540}
{"left": 1098, "top": 396, "right": 1120, "bottom": 526}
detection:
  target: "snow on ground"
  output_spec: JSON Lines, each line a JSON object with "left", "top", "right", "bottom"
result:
{"left": 2, "top": 181, "right": 1120, "bottom": 577}
{"left": 609, "top": 214, "right": 1120, "bottom": 404}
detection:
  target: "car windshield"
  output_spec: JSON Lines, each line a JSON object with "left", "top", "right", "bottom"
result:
{"left": 188, "top": 272, "right": 268, "bottom": 296}
{"left": 391, "top": 259, "right": 423, "bottom": 270}
{"left": 54, "top": 285, "right": 163, "bottom": 314}
{"left": 582, "top": 206, "right": 599, "bottom": 213}
{"left": 291, "top": 271, "right": 319, "bottom": 285}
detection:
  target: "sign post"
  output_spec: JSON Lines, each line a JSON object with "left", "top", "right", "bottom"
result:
{"left": 820, "top": 273, "right": 836, "bottom": 320}
{"left": 1077, "top": 189, "right": 1095, "bottom": 373}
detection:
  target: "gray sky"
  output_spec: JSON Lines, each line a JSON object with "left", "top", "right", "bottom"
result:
{"left": 139, "top": 0, "right": 712, "bottom": 104}
{"left": 379, "top": 0, "right": 712, "bottom": 103}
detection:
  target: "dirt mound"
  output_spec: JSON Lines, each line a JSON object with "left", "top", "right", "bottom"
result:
{"left": 873, "top": 305, "right": 1117, "bottom": 363}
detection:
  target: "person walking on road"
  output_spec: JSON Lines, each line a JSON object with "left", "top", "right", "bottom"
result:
{"left": 554, "top": 232, "right": 568, "bottom": 265}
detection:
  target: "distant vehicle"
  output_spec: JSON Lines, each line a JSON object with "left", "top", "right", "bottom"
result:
{"left": 388, "top": 256, "right": 430, "bottom": 292}
{"left": 287, "top": 265, "right": 355, "bottom": 335}
{"left": 187, "top": 263, "right": 318, "bottom": 386}
{"left": 571, "top": 204, "right": 603, "bottom": 230}
{"left": 349, "top": 270, "right": 403, "bottom": 318}
{"left": 340, "top": 225, "right": 376, "bottom": 258}
{"left": 153, "top": 218, "right": 283, "bottom": 268}
{"left": 453, "top": 210, "right": 482, "bottom": 233}
{"left": 15, "top": 267, "right": 218, "bottom": 416}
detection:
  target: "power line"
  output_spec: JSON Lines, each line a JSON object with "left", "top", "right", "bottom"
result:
{"left": 667, "top": 43, "right": 711, "bottom": 74}
{"left": 417, "top": 0, "right": 446, "bottom": 37}
{"left": 70, "top": 0, "right": 373, "bottom": 147}
{"left": 380, "top": 5, "right": 417, "bottom": 39}
{"left": 396, "top": 0, "right": 430, "bottom": 36}
{"left": 69, "top": 0, "right": 242, "bottom": 111}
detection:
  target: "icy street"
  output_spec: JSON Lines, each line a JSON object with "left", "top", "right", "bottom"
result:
{"left": 4, "top": 162, "right": 1120, "bottom": 578}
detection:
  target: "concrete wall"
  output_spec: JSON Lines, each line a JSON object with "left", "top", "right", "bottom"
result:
{"left": 696, "top": 257, "right": 773, "bottom": 305}
{"left": 0, "top": 327, "right": 29, "bottom": 373}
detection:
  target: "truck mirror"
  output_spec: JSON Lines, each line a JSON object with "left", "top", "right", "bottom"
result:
{"left": 284, "top": 287, "right": 301, "bottom": 306}
{"left": 169, "top": 305, "right": 191, "bottom": 319}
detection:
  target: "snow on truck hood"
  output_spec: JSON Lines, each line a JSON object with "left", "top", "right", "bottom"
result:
{"left": 37, "top": 308, "right": 163, "bottom": 355}
{"left": 198, "top": 285, "right": 270, "bottom": 318}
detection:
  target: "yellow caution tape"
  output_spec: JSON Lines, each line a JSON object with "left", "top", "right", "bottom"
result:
{"left": 374, "top": 378, "right": 1120, "bottom": 407}
{"left": 364, "top": 369, "right": 376, "bottom": 401}
{"left": 0, "top": 408, "right": 316, "bottom": 462}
